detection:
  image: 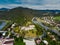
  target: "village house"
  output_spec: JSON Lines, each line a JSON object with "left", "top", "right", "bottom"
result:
{"left": 21, "top": 25, "right": 35, "bottom": 31}
{"left": 0, "top": 38, "right": 14, "bottom": 45}
{"left": 43, "top": 40, "right": 48, "bottom": 45}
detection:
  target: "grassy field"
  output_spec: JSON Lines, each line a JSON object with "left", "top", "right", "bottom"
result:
{"left": 0, "top": 21, "right": 2, "bottom": 25}
{"left": 14, "top": 37, "right": 25, "bottom": 45}
{"left": 53, "top": 16, "right": 60, "bottom": 23}
{"left": 54, "top": 16, "right": 60, "bottom": 21}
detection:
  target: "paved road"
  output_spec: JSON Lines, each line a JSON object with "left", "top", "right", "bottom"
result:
{"left": 32, "top": 17, "right": 60, "bottom": 36}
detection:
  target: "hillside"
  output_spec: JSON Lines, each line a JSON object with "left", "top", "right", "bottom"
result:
{"left": 0, "top": 8, "right": 9, "bottom": 11}
{"left": 0, "top": 7, "right": 60, "bottom": 25}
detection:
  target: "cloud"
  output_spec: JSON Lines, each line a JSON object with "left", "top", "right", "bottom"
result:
{"left": 44, "top": 0, "right": 60, "bottom": 4}
{"left": 22, "top": 4, "right": 60, "bottom": 10}
{"left": 0, "top": 0, "right": 60, "bottom": 10}
{"left": 0, "top": 4, "right": 60, "bottom": 10}
{"left": 14, "top": 0, "right": 42, "bottom": 5}
{"left": 14, "top": 0, "right": 60, "bottom": 5}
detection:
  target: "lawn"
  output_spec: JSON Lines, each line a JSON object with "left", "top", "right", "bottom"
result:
{"left": 54, "top": 16, "right": 60, "bottom": 23}
{"left": 54, "top": 16, "right": 60, "bottom": 22}
{"left": 14, "top": 37, "right": 25, "bottom": 45}
{"left": 0, "top": 21, "right": 2, "bottom": 25}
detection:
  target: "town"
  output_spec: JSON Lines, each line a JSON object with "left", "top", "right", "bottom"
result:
{"left": 0, "top": 15, "right": 60, "bottom": 45}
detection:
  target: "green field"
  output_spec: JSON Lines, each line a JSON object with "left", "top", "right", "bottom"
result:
{"left": 53, "top": 16, "right": 60, "bottom": 23}
{"left": 0, "top": 21, "right": 2, "bottom": 25}
{"left": 54, "top": 16, "right": 60, "bottom": 21}
{"left": 14, "top": 37, "right": 25, "bottom": 45}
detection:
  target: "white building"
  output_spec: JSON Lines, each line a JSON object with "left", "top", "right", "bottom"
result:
{"left": 23, "top": 39, "right": 36, "bottom": 45}
{"left": 11, "top": 23, "right": 16, "bottom": 28}
{"left": 21, "top": 25, "right": 35, "bottom": 31}
{"left": 43, "top": 40, "right": 48, "bottom": 45}
{"left": 29, "top": 25, "right": 35, "bottom": 28}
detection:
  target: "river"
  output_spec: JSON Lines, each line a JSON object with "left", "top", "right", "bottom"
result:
{"left": 0, "top": 21, "right": 6, "bottom": 30}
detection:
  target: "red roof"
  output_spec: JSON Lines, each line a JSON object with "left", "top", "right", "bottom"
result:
{"left": 3, "top": 41, "right": 13, "bottom": 44}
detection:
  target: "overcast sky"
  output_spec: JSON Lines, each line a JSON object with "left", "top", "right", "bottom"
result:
{"left": 0, "top": 0, "right": 60, "bottom": 10}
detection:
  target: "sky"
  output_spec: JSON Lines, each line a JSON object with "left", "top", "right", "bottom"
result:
{"left": 0, "top": 0, "right": 60, "bottom": 10}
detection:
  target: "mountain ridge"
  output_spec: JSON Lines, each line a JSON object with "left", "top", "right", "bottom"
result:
{"left": 0, "top": 7, "right": 60, "bottom": 25}
{"left": 0, "top": 8, "right": 9, "bottom": 11}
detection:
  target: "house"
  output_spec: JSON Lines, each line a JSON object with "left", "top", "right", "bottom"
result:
{"left": 21, "top": 25, "right": 35, "bottom": 31}
{"left": 43, "top": 40, "right": 48, "bottom": 45}
{"left": 35, "top": 38, "right": 41, "bottom": 45}
{"left": 0, "top": 38, "right": 14, "bottom": 45}
{"left": 23, "top": 39, "right": 36, "bottom": 45}
{"left": 11, "top": 23, "right": 16, "bottom": 29}
{"left": 29, "top": 25, "right": 35, "bottom": 28}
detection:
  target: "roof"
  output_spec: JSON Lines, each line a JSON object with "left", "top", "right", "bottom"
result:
{"left": 0, "top": 38, "right": 14, "bottom": 45}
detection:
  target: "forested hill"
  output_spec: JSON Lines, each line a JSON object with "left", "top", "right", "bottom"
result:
{"left": 0, "top": 7, "right": 60, "bottom": 25}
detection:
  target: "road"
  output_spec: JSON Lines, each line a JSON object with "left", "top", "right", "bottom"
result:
{"left": 32, "top": 17, "right": 60, "bottom": 36}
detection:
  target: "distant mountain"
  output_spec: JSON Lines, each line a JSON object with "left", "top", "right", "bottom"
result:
{"left": 0, "top": 7, "right": 60, "bottom": 25}
{"left": 0, "top": 8, "right": 9, "bottom": 11}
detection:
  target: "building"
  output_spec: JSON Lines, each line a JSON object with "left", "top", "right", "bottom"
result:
{"left": 0, "top": 38, "right": 14, "bottom": 45}
{"left": 21, "top": 25, "right": 35, "bottom": 31}
{"left": 23, "top": 39, "right": 36, "bottom": 45}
